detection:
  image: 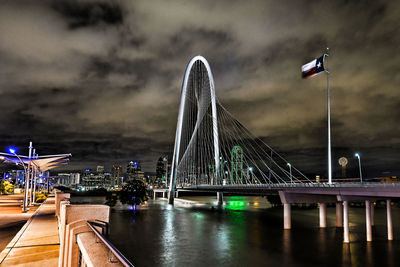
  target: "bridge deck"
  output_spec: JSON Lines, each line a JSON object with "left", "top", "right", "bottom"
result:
{"left": 177, "top": 183, "right": 400, "bottom": 198}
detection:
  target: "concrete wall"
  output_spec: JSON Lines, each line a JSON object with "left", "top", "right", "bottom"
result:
{"left": 55, "top": 192, "right": 70, "bottom": 217}
{"left": 58, "top": 203, "right": 110, "bottom": 267}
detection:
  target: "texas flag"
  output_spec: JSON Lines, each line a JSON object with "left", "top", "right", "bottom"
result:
{"left": 301, "top": 55, "right": 325, "bottom": 78}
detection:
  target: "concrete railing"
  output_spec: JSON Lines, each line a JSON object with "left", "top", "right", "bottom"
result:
{"left": 56, "top": 192, "right": 133, "bottom": 267}
{"left": 78, "top": 221, "right": 134, "bottom": 266}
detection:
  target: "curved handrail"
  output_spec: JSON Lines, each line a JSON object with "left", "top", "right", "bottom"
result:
{"left": 86, "top": 221, "right": 134, "bottom": 267}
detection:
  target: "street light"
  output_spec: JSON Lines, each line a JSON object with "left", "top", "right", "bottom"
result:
{"left": 248, "top": 166, "right": 254, "bottom": 183}
{"left": 355, "top": 153, "right": 363, "bottom": 183}
{"left": 287, "top": 163, "right": 292, "bottom": 183}
{"left": 163, "top": 156, "right": 168, "bottom": 188}
{"left": 8, "top": 147, "right": 29, "bottom": 212}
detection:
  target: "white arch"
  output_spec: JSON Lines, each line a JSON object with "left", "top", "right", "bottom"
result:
{"left": 168, "top": 56, "right": 220, "bottom": 204}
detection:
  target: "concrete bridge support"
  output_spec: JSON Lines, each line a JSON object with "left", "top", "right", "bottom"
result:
{"left": 365, "top": 200, "right": 372, "bottom": 242}
{"left": 168, "top": 191, "right": 174, "bottom": 204}
{"left": 284, "top": 203, "right": 291, "bottom": 230}
{"left": 343, "top": 201, "right": 350, "bottom": 243}
{"left": 319, "top": 203, "right": 327, "bottom": 228}
{"left": 217, "top": 192, "right": 223, "bottom": 205}
{"left": 371, "top": 202, "right": 375, "bottom": 226}
{"left": 387, "top": 199, "right": 393, "bottom": 240}
{"left": 336, "top": 202, "right": 343, "bottom": 227}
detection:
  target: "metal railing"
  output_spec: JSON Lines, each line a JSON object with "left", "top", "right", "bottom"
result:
{"left": 180, "top": 182, "right": 400, "bottom": 189}
{"left": 87, "top": 220, "right": 134, "bottom": 267}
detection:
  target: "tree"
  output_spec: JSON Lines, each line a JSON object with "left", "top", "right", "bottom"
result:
{"left": 120, "top": 179, "right": 148, "bottom": 206}
{"left": 0, "top": 180, "right": 15, "bottom": 194}
{"left": 106, "top": 179, "right": 148, "bottom": 208}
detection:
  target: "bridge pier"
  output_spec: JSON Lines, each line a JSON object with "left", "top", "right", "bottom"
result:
{"left": 371, "top": 202, "right": 375, "bottom": 226}
{"left": 336, "top": 202, "right": 343, "bottom": 227}
{"left": 217, "top": 192, "right": 223, "bottom": 205}
{"left": 365, "top": 200, "right": 372, "bottom": 242}
{"left": 387, "top": 199, "right": 393, "bottom": 240}
{"left": 168, "top": 190, "right": 174, "bottom": 205}
{"left": 343, "top": 201, "right": 350, "bottom": 243}
{"left": 319, "top": 203, "right": 327, "bottom": 228}
{"left": 284, "top": 203, "right": 291, "bottom": 230}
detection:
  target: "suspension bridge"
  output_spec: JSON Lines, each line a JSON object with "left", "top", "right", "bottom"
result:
{"left": 162, "top": 55, "right": 400, "bottom": 243}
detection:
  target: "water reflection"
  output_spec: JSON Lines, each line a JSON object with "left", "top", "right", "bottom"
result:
{"left": 160, "top": 207, "right": 177, "bottom": 265}
{"left": 387, "top": 241, "right": 393, "bottom": 267}
{"left": 282, "top": 230, "right": 291, "bottom": 266}
{"left": 70, "top": 196, "right": 400, "bottom": 267}
{"left": 341, "top": 243, "right": 352, "bottom": 267}
{"left": 366, "top": 242, "right": 373, "bottom": 267}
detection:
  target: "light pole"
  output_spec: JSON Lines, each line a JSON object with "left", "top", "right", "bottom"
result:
{"left": 9, "top": 147, "right": 29, "bottom": 212}
{"left": 32, "top": 153, "right": 39, "bottom": 204}
{"left": 248, "top": 166, "right": 254, "bottom": 183}
{"left": 287, "top": 163, "right": 292, "bottom": 183}
{"left": 355, "top": 153, "right": 363, "bottom": 183}
{"left": 163, "top": 156, "right": 168, "bottom": 188}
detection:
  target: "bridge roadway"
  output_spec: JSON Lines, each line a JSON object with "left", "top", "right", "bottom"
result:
{"left": 177, "top": 182, "right": 400, "bottom": 198}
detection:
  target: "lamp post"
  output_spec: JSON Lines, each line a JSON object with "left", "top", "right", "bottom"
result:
{"left": 9, "top": 148, "right": 29, "bottom": 212}
{"left": 248, "top": 166, "right": 254, "bottom": 183}
{"left": 32, "top": 153, "right": 39, "bottom": 204}
{"left": 163, "top": 156, "right": 168, "bottom": 188}
{"left": 287, "top": 163, "right": 292, "bottom": 183}
{"left": 355, "top": 153, "right": 363, "bottom": 183}
{"left": 28, "top": 149, "right": 36, "bottom": 205}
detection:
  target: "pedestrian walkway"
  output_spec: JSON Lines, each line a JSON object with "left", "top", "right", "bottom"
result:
{"left": 0, "top": 197, "right": 59, "bottom": 266}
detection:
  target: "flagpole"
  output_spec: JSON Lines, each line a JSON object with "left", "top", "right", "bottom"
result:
{"left": 325, "top": 48, "right": 332, "bottom": 184}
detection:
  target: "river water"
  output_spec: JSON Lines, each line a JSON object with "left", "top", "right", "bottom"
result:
{"left": 71, "top": 196, "right": 400, "bottom": 267}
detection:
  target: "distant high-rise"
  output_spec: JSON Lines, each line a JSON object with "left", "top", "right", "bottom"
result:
{"left": 112, "top": 165, "right": 122, "bottom": 187}
{"left": 156, "top": 157, "right": 165, "bottom": 185}
{"left": 97, "top": 165, "right": 105, "bottom": 173}
{"left": 127, "top": 161, "right": 145, "bottom": 183}
{"left": 81, "top": 169, "right": 105, "bottom": 189}
{"left": 70, "top": 173, "right": 80, "bottom": 185}
{"left": 104, "top": 172, "right": 112, "bottom": 186}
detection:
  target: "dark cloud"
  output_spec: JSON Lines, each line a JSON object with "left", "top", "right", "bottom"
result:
{"left": 52, "top": 0, "right": 123, "bottom": 29}
{"left": 0, "top": 0, "right": 398, "bottom": 177}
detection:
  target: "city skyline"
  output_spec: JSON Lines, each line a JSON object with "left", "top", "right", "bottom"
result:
{"left": 0, "top": 1, "right": 399, "bottom": 177}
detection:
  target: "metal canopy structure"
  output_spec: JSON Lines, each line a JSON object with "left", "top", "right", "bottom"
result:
{"left": 0, "top": 144, "right": 71, "bottom": 212}
{"left": 0, "top": 153, "right": 71, "bottom": 172}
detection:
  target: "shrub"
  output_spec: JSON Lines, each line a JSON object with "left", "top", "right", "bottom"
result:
{"left": 0, "top": 180, "right": 15, "bottom": 194}
{"left": 35, "top": 193, "right": 47, "bottom": 203}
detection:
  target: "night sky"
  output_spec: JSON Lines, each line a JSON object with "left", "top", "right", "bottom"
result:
{"left": 0, "top": 0, "right": 399, "bottom": 177}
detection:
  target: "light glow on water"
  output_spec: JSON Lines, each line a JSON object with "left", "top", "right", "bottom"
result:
{"left": 226, "top": 200, "right": 246, "bottom": 210}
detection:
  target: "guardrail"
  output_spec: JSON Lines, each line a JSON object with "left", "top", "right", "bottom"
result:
{"left": 179, "top": 182, "right": 400, "bottom": 189}
{"left": 86, "top": 221, "right": 134, "bottom": 267}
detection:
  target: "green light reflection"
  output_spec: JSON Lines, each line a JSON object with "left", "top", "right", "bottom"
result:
{"left": 226, "top": 200, "right": 246, "bottom": 210}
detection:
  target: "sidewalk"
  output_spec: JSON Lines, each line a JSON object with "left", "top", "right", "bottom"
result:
{"left": 0, "top": 194, "right": 37, "bottom": 226}
{"left": 0, "top": 197, "right": 59, "bottom": 266}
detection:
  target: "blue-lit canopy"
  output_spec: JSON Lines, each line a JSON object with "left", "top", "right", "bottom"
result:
{"left": 0, "top": 152, "right": 71, "bottom": 172}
